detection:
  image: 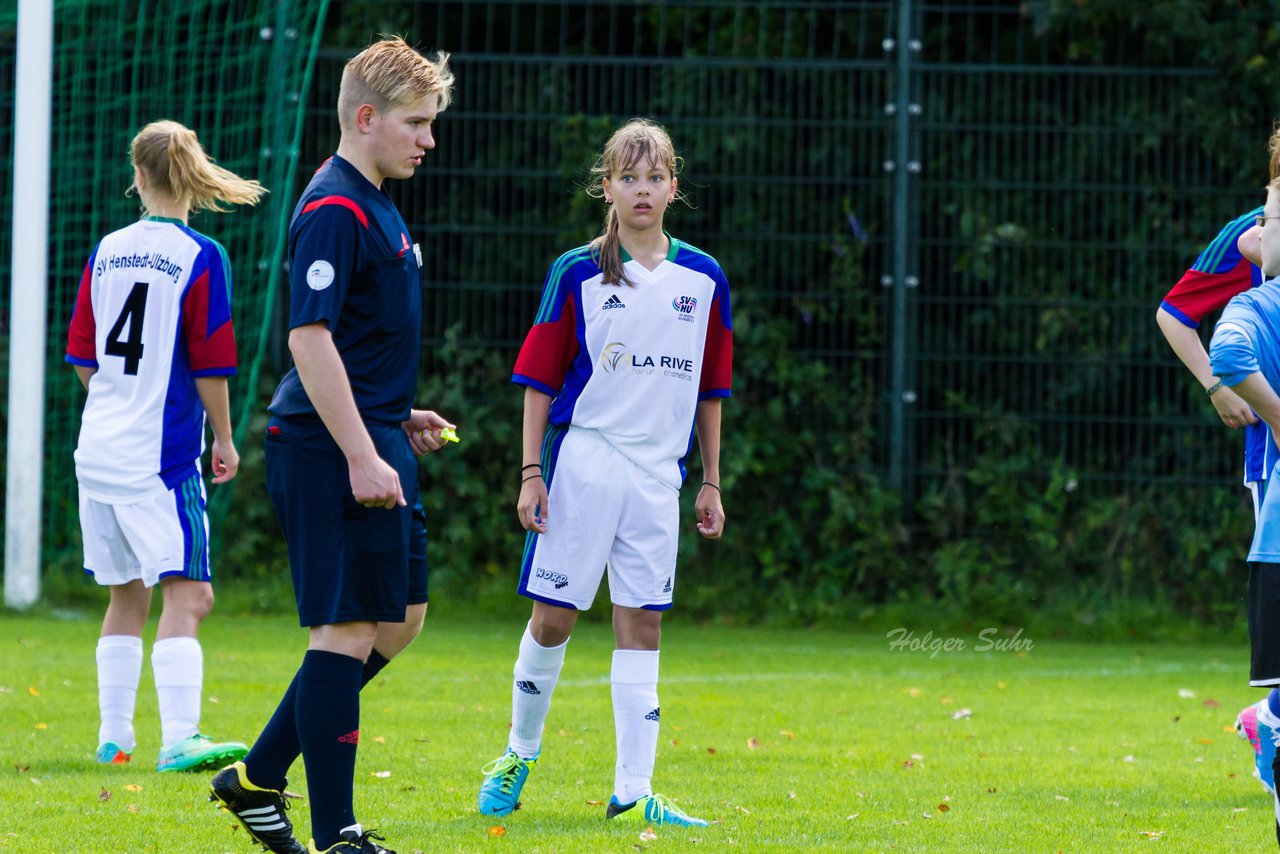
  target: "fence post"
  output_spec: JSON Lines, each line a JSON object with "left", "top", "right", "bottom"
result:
{"left": 887, "top": 0, "right": 918, "bottom": 507}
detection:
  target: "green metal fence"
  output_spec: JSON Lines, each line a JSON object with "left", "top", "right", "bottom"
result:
{"left": 0, "top": 1, "right": 1269, "bottom": 574}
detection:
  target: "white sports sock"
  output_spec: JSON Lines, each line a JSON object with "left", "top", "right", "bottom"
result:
{"left": 508, "top": 622, "right": 568, "bottom": 759}
{"left": 612, "top": 649, "right": 660, "bottom": 805}
{"left": 152, "top": 636, "right": 202, "bottom": 749}
{"left": 97, "top": 635, "right": 143, "bottom": 752}
{"left": 1259, "top": 697, "right": 1280, "bottom": 728}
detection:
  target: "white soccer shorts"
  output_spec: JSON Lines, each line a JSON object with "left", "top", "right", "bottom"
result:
{"left": 78, "top": 474, "right": 211, "bottom": 587}
{"left": 519, "top": 427, "right": 679, "bottom": 611}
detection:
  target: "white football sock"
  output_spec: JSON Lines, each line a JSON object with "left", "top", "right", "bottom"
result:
{"left": 508, "top": 622, "right": 568, "bottom": 759}
{"left": 97, "top": 635, "right": 143, "bottom": 752}
{"left": 612, "top": 649, "right": 660, "bottom": 805}
{"left": 152, "top": 636, "right": 202, "bottom": 749}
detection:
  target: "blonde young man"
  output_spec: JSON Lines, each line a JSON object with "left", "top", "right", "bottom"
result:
{"left": 208, "top": 38, "right": 454, "bottom": 854}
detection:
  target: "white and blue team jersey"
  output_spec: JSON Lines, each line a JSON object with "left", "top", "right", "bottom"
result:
{"left": 66, "top": 216, "right": 237, "bottom": 503}
{"left": 1210, "top": 278, "right": 1280, "bottom": 559}
{"left": 512, "top": 236, "right": 733, "bottom": 490}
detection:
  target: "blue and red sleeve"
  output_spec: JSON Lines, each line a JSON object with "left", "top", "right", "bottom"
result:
{"left": 183, "top": 243, "right": 237, "bottom": 376}
{"left": 1161, "top": 208, "right": 1263, "bottom": 327}
{"left": 512, "top": 264, "right": 581, "bottom": 396}
{"left": 699, "top": 272, "right": 733, "bottom": 399}
{"left": 65, "top": 253, "right": 98, "bottom": 367}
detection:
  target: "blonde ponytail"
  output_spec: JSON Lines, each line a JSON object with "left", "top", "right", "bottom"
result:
{"left": 130, "top": 120, "right": 266, "bottom": 213}
{"left": 590, "top": 207, "right": 627, "bottom": 287}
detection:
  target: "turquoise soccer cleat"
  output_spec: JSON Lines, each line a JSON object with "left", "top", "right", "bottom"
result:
{"left": 156, "top": 732, "right": 247, "bottom": 772}
{"left": 478, "top": 748, "right": 537, "bottom": 816}
{"left": 605, "top": 793, "right": 710, "bottom": 827}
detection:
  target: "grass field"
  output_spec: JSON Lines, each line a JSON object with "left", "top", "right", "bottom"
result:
{"left": 0, "top": 608, "right": 1275, "bottom": 852}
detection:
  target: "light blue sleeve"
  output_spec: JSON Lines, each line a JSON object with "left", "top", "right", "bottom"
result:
{"left": 1210, "top": 316, "right": 1261, "bottom": 387}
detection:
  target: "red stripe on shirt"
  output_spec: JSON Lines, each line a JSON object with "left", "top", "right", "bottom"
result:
{"left": 699, "top": 296, "right": 733, "bottom": 394}
{"left": 182, "top": 269, "right": 238, "bottom": 372}
{"left": 1161, "top": 259, "right": 1253, "bottom": 325}
{"left": 301, "top": 195, "right": 369, "bottom": 229}
{"left": 513, "top": 291, "right": 579, "bottom": 392}
{"left": 66, "top": 260, "right": 97, "bottom": 362}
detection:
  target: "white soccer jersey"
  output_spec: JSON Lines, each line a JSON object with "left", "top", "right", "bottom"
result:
{"left": 512, "top": 237, "right": 733, "bottom": 489}
{"left": 66, "top": 217, "right": 237, "bottom": 503}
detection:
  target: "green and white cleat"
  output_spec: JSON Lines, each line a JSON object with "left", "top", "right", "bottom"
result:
{"left": 156, "top": 732, "right": 248, "bottom": 772}
{"left": 606, "top": 793, "right": 710, "bottom": 827}
{"left": 478, "top": 748, "right": 537, "bottom": 816}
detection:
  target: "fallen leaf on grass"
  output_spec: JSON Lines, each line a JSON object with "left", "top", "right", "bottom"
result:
{"left": 706, "top": 747, "right": 717, "bottom": 755}
{"left": 1177, "top": 689, "right": 1195, "bottom": 699}
{"left": 780, "top": 729, "right": 796, "bottom": 740}
{"left": 951, "top": 709, "right": 972, "bottom": 720}
{"left": 1232, "top": 807, "right": 1249, "bottom": 813}
{"left": 905, "top": 687, "right": 923, "bottom": 698}
{"left": 847, "top": 814, "right": 859, "bottom": 820}
{"left": 124, "top": 784, "right": 142, "bottom": 793}
{"left": 1198, "top": 739, "right": 1213, "bottom": 745}
{"left": 922, "top": 812, "right": 932, "bottom": 819}
{"left": 586, "top": 799, "right": 604, "bottom": 806}
{"left": 29, "top": 778, "right": 42, "bottom": 785}
{"left": 940, "top": 696, "right": 954, "bottom": 705}
{"left": 1138, "top": 830, "right": 1164, "bottom": 839}
{"left": 903, "top": 760, "right": 914, "bottom": 768}
{"left": 34, "top": 723, "right": 48, "bottom": 730}
{"left": 125, "top": 804, "right": 137, "bottom": 813}
{"left": 14, "top": 764, "right": 29, "bottom": 773}
{"left": 372, "top": 771, "right": 391, "bottom": 778}
{"left": 987, "top": 787, "right": 997, "bottom": 794}
{"left": 208, "top": 696, "right": 219, "bottom": 704}
{"left": 747, "top": 738, "right": 761, "bottom": 750}
{"left": 27, "top": 686, "right": 39, "bottom": 697}
{"left": 788, "top": 791, "right": 797, "bottom": 799}
{"left": 1222, "top": 724, "right": 1236, "bottom": 733}
{"left": 487, "top": 826, "right": 505, "bottom": 837}
{"left": 1055, "top": 795, "right": 1069, "bottom": 801}
{"left": 639, "top": 828, "right": 657, "bottom": 842}
{"left": 99, "top": 788, "right": 111, "bottom": 802}
{"left": 937, "top": 803, "right": 950, "bottom": 812}
{"left": 1202, "top": 698, "right": 1220, "bottom": 708}
{"left": 734, "top": 805, "right": 750, "bottom": 815}
{"left": 669, "top": 739, "right": 679, "bottom": 746}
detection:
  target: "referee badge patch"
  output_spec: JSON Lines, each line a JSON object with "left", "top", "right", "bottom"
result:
{"left": 306, "top": 260, "right": 335, "bottom": 291}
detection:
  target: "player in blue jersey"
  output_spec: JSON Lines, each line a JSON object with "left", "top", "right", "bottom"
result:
{"left": 1159, "top": 134, "right": 1280, "bottom": 794}
{"left": 1212, "top": 180, "right": 1280, "bottom": 846}
{"left": 207, "top": 38, "right": 454, "bottom": 854}
{"left": 477, "top": 119, "right": 733, "bottom": 828}
{"left": 66, "top": 121, "right": 265, "bottom": 774}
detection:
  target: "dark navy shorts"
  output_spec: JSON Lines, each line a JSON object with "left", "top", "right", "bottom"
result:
{"left": 1249, "top": 562, "right": 1280, "bottom": 687}
{"left": 265, "top": 415, "right": 426, "bottom": 627}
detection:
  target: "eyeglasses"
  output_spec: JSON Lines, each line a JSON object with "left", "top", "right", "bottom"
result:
{"left": 1257, "top": 215, "right": 1280, "bottom": 227}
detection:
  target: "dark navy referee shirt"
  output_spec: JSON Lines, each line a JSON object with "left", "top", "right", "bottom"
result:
{"left": 268, "top": 154, "right": 423, "bottom": 425}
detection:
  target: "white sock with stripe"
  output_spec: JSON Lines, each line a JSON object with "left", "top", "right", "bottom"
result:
{"left": 612, "top": 649, "right": 660, "bottom": 805}
{"left": 152, "top": 636, "right": 202, "bottom": 749}
{"left": 97, "top": 635, "right": 143, "bottom": 752}
{"left": 508, "top": 622, "right": 568, "bottom": 759}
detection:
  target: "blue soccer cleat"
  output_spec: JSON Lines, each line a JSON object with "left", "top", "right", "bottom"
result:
{"left": 1237, "top": 701, "right": 1277, "bottom": 795}
{"left": 478, "top": 748, "right": 537, "bottom": 816}
{"left": 605, "top": 793, "right": 710, "bottom": 827}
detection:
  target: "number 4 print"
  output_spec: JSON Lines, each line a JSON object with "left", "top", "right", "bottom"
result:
{"left": 105, "top": 281, "right": 148, "bottom": 375}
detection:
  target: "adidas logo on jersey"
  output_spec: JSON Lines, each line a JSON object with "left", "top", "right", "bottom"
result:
{"left": 517, "top": 680, "right": 541, "bottom": 695}
{"left": 662, "top": 577, "right": 672, "bottom": 593}
{"left": 644, "top": 707, "right": 661, "bottom": 722}
{"left": 602, "top": 294, "right": 626, "bottom": 310}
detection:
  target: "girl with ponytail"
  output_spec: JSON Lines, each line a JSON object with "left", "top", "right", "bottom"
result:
{"left": 478, "top": 118, "right": 734, "bottom": 829}
{"left": 66, "top": 120, "right": 264, "bottom": 774}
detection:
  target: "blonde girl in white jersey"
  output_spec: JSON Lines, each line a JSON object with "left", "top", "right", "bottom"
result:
{"left": 479, "top": 119, "right": 733, "bottom": 827}
{"left": 65, "top": 120, "right": 264, "bottom": 772}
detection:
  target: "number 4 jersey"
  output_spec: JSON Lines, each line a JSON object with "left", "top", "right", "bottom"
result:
{"left": 66, "top": 216, "right": 237, "bottom": 503}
